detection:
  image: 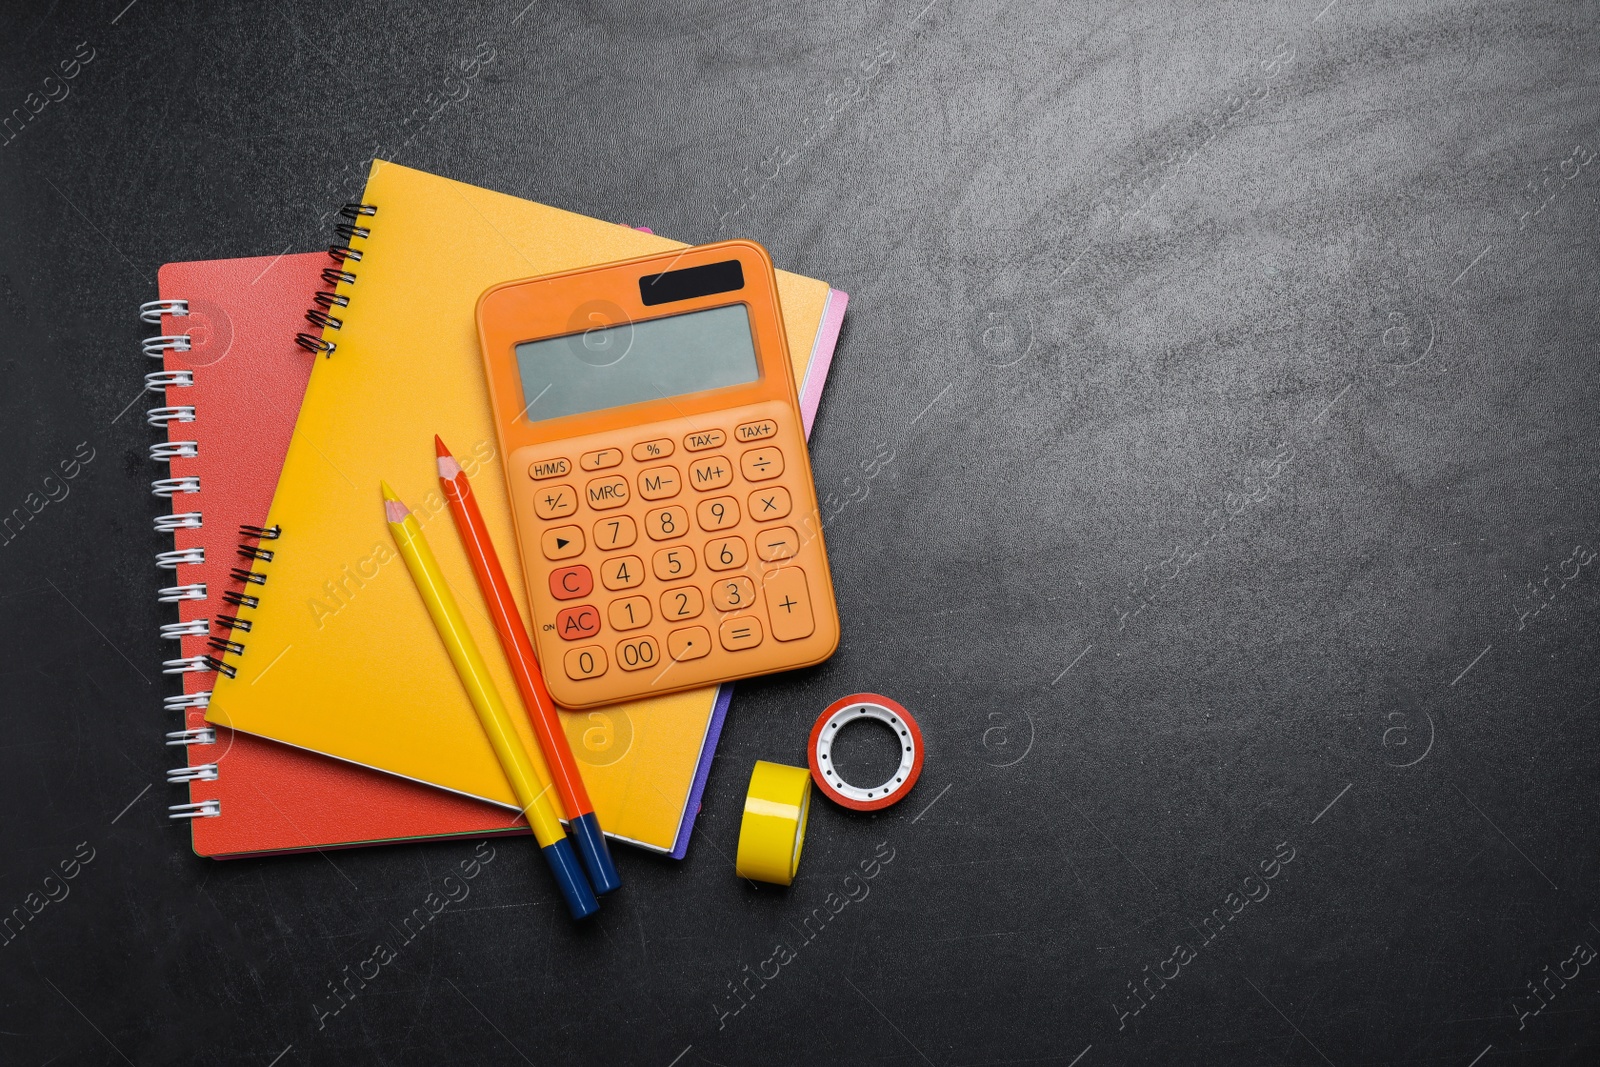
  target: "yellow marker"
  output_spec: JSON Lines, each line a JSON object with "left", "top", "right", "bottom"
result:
{"left": 382, "top": 482, "right": 597, "bottom": 918}
{"left": 735, "top": 761, "right": 812, "bottom": 886}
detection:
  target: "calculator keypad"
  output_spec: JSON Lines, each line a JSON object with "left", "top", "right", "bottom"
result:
{"left": 519, "top": 402, "right": 836, "bottom": 707}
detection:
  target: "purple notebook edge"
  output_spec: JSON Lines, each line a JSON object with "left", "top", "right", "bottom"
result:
{"left": 668, "top": 287, "right": 849, "bottom": 859}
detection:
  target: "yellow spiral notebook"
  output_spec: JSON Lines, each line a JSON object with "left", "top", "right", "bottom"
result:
{"left": 205, "top": 161, "right": 842, "bottom": 854}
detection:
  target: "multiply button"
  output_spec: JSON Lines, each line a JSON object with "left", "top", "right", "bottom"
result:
{"left": 555, "top": 604, "right": 601, "bottom": 641}
{"left": 667, "top": 625, "right": 711, "bottom": 662}
{"left": 719, "top": 616, "right": 763, "bottom": 651}
{"left": 735, "top": 419, "right": 777, "bottom": 442}
{"left": 750, "top": 486, "right": 791, "bottom": 521}
{"left": 762, "top": 567, "right": 814, "bottom": 641}
{"left": 541, "top": 525, "right": 584, "bottom": 560}
{"left": 633, "top": 438, "right": 674, "bottom": 461}
{"left": 740, "top": 447, "right": 784, "bottom": 482}
{"left": 689, "top": 456, "right": 733, "bottom": 491}
{"left": 564, "top": 645, "right": 607, "bottom": 681}
{"left": 548, "top": 564, "right": 592, "bottom": 601}
{"left": 755, "top": 526, "right": 799, "bottom": 561}
{"left": 529, "top": 457, "right": 570, "bottom": 480}
{"left": 534, "top": 484, "right": 577, "bottom": 520}
{"left": 580, "top": 448, "right": 623, "bottom": 471}
{"left": 638, "top": 465, "right": 681, "bottom": 500}
{"left": 684, "top": 429, "right": 726, "bottom": 452}
{"left": 585, "top": 475, "right": 629, "bottom": 510}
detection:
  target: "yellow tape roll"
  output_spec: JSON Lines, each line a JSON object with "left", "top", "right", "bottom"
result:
{"left": 735, "top": 761, "right": 812, "bottom": 886}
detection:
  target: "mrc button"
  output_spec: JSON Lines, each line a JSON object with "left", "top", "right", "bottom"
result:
{"left": 529, "top": 457, "right": 571, "bottom": 480}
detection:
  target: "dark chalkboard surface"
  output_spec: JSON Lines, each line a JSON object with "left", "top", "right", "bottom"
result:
{"left": 2, "top": 1, "right": 1597, "bottom": 1064}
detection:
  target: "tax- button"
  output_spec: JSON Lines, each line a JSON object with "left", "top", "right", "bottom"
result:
{"left": 638, "top": 465, "right": 681, "bottom": 500}
{"left": 529, "top": 457, "right": 570, "bottom": 480}
{"left": 735, "top": 419, "right": 777, "bottom": 442}
{"left": 585, "top": 475, "right": 629, "bottom": 510}
{"left": 689, "top": 456, "right": 733, "bottom": 491}
{"left": 548, "top": 564, "right": 592, "bottom": 601}
{"left": 685, "top": 429, "right": 726, "bottom": 452}
{"left": 555, "top": 604, "right": 601, "bottom": 641}
{"left": 719, "top": 616, "right": 763, "bottom": 651}
{"left": 541, "top": 525, "right": 584, "bottom": 560}
{"left": 534, "top": 484, "right": 576, "bottom": 520}
{"left": 762, "top": 568, "right": 814, "bottom": 641}
{"left": 755, "top": 526, "right": 799, "bottom": 561}
{"left": 740, "top": 447, "right": 784, "bottom": 482}
{"left": 580, "top": 448, "right": 623, "bottom": 471}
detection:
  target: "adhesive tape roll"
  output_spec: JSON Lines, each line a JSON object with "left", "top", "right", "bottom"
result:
{"left": 735, "top": 760, "right": 812, "bottom": 886}
{"left": 809, "top": 693, "right": 924, "bottom": 811}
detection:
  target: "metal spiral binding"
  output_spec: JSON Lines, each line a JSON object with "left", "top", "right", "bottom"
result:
{"left": 155, "top": 512, "right": 202, "bottom": 532}
{"left": 147, "top": 406, "right": 195, "bottom": 427}
{"left": 143, "top": 295, "right": 226, "bottom": 821}
{"left": 156, "top": 547, "right": 204, "bottom": 569}
{"left": 221, "top": 590, "right": 259, "bottom": 609}
{"left": 161, "top": 619, "right": 210, "bottom": 639}
{"left": 169, "top": 800, "right": 220, "bottom": 820}
{"left": 295, "top": 202, "right": 375, "bottom": 357}
{"left": 140, "top": 299, "right": 188, "bottom": 323}
{"left": 240, "top": 524, "right": 281, "bottom": 540}
{"left": 152, "top": 476, "right": 201, "bottom": 497}
{"left": 145, "top": 369, "right": 193, "bottom": 392}
{"left": 164, "top": 691, "right": 210, "bottom": 711}
{"left": 214, "top": 614, "right": 251, "bottom": 632}
{"left": 207, "top": 636, "right": 245, "bottom": 657}
{"left": 143, "top": 335, "right": 191, "bottom": 358}
{"left": 150, "top": 441, "right": 198, "bottom": 461}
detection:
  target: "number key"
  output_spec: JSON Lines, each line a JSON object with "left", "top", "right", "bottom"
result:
{"left": 697, "top": 495, "right": 740, "bottom": 531}
{"left": 712, "top": 576, "right": 754, "bottom": 612}
{"left": 599, "top": 555, "right": 644, "bottom": 591}
{"left": 660, "top": 585, "right": 704, "bottom": 621}
{"left": 534, "top": 484, "right": 577, "bottom": 519}
{"left": 705, "top": 535, "right": 748, "bottom": 572}
{"left": 646, "top": 505, "right": 688, "bottom": 540}
{"left": 616, "top": 635, "right": 660, "bottom": 672}
{"left": 652, "top": 546, "right": 697, "bottom": 581}
{"left": 564, "top": 645, "right": 607, "bottom": 680}
{"left": 593, "top": 514, "right": 637, "bottom": 551}
{"left": 608, "top": 595, "right": 651, "bottom": 632}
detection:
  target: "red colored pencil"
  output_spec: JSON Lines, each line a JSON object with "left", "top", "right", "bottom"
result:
{"left": 434, "top": 435, "right": 620, "bottom": 894}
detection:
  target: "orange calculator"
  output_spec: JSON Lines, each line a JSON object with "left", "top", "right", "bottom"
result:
{"left": 477, "top": 240, "right": 840, "bottom": 709}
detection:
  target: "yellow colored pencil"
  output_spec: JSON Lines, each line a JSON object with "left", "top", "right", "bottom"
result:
{"left": 381, "top": 482, "right": 597, "bottom": 919}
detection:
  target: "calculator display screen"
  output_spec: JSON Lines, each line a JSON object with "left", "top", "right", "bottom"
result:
{"left": 514, "top": 304, "right": 759, "bottom": 422}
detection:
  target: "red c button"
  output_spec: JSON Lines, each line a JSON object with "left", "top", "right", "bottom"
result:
{"left": 549, "top": 564, "right": 593, "bottom": 601}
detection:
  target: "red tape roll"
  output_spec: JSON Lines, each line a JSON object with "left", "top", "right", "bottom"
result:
{"left": 808, "top": 693, "right": 924, "bottom": 811}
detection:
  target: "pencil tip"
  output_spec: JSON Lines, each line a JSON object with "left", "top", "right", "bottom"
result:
{"left": 434, "top": 435, "right": 450, "bottom": 458}
{"left": 384, "top": 497, "right": 410, "bottom": 523}
{"left": 379, "top": 480, "right": 399, "bottom": 503}
{"left": 437, "top": 454, "right": 462, "bottom": 479}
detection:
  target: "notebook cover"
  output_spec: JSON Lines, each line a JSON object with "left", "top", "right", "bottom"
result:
{"left": 153, "top": 253, "right": 527, "bottom": 857}
{"left": 205, "top": 167, "right": 839, "bottom": 854}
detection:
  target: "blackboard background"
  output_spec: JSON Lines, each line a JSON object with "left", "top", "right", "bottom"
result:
{"left": 3, "top": 1, "right": 1599, "bottom": 1064}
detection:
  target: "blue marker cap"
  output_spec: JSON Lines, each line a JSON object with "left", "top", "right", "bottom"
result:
{"left": 569, "top": 812, "right": 621, "bottom": 895}
{"left": 542, "top": 836, "right": 599, "bottom": 919}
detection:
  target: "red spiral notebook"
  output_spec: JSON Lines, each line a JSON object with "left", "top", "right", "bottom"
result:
{"left": 148, "top": 252, "right": 529, "bottom": 857}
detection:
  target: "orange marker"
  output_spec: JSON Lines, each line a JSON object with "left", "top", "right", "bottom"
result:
{"left": 435, "top": 436, "right": 620, "bottom": 894}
